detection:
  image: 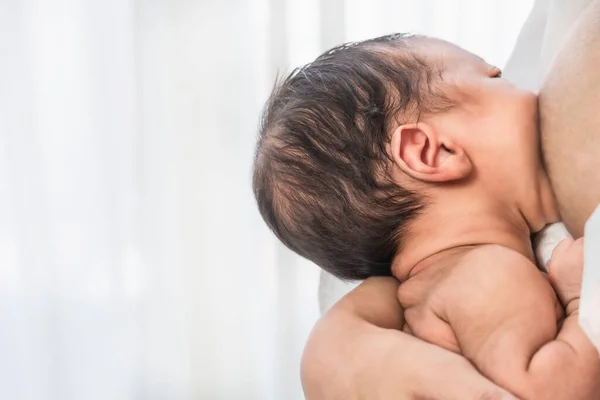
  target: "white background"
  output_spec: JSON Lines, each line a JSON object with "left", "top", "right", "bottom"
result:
{"left": 0, "top": 0, "right": 533, "bottom": 399}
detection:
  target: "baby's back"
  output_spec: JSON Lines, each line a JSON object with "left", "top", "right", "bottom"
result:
{"left": 397, "top": 244, "right": 560, "bottom": 354}
{"left": 397, "top": 243, "right": 600, "bottom": 399}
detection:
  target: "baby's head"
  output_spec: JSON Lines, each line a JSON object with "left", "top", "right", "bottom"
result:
{"left": 253, "top": 34, "right": 546, "bottom": 280}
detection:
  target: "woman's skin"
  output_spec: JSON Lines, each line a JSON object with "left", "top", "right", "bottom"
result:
{"left": 302, "top": 278, "right": 520, "bottom": 400}
{"left": 301, "top": 0, "right": 600, "bottom": 398}
{"left": 539, "top": 0, "right": 600, "bottom": 237}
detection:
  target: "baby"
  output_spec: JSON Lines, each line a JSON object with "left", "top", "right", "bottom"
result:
{"left": 253, "top": 34, "right": 600, "bottom": 399}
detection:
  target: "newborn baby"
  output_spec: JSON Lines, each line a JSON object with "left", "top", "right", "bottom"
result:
{"left": 253, "top": 33, "right": 600, "bottom": 399}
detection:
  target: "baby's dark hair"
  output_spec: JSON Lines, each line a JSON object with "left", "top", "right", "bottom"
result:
{"left": 253, "top": 33, "right": 453, "bottom": 280}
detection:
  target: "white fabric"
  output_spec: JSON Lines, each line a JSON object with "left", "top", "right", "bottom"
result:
{"left": 581, "top": 206, "right": 600, "bottom": 352}
{"left": 535, "top": 223, "right": 572, "bottom": 270}
{"left": 2, "top": 1, "right": 314, "bottom": 399}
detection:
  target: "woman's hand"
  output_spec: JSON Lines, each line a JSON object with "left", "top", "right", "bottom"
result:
{"left": 301, "top": 277, "right": 518, "bottom": 400}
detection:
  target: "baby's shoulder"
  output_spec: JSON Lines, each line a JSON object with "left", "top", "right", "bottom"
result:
{"left": 453, "top": 244, "right": 542, "bottom": 288}
{"left": 458, "top": 244, "right": 536, "bottom": 270}
{"left": 435, "top": 245, "right": 554, "bottom": 326}
{"left": 465, "top": 243, "right": 529, "bottom": 259}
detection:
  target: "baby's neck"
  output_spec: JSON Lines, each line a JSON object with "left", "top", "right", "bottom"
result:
{"left": 404, "top": 245, "right": 488, "bottom": 282}
{"left": 517, "top": 167, "right": 561, "bottom": 233}
{"left": 392, "top": 168, "right": 560, "bottom": 281}
{"left": 391, "top": 200, "right": 539, "bottom": 281}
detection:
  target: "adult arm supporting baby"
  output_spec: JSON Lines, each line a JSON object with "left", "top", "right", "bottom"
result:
{"left": 301, "top": 277, "right": 519, "bottom": 400}
{"left": 447, "top": 245, "right": 600, "bottom": 400}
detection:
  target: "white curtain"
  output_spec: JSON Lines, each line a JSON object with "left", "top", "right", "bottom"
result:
{"left": 0, "top": 1, "right": 533, "bottom": 399}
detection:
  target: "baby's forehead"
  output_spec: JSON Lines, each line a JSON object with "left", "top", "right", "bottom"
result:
{"left": 405, "top": 37, "right": 484, "bottom": 69}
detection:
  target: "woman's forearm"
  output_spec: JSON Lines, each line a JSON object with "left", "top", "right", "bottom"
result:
{"left": 301, "top": 278, "right": 520, "bottom": 400}
{"left": 302, "top": 277, "right": 403, "bottom": 399}
{"left": 341, "top": 277, "right": 405, "bottom": 329}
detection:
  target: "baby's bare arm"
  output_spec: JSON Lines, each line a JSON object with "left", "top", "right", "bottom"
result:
{"left": 447, "top": 246, "right": 600, "bottom": 400}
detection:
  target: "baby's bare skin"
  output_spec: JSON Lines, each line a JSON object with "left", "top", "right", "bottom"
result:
{"left": 397, "top": 240, "right": 599, "bottom": 399}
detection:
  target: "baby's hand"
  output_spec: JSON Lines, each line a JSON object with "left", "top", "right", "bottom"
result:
{"left": 548, "top": 237, "right": 584, "bottom": 314}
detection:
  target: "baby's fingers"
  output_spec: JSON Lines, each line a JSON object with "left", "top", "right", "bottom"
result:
{"left": 549, "top": 238, "right": 575, "bottom": 266}
{"left": 548, "top": 238, "right": 584, "bottom": 306}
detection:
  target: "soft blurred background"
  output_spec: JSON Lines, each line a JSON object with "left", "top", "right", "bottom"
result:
{"left": 0, "top": 0, "right": 533, "bottom": 399}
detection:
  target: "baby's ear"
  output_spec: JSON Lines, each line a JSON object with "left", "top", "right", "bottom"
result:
{"left": 389, "top": 122, "right": 472, "bottom": 183}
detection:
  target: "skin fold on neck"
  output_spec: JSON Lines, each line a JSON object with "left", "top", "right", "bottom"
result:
{"left": 391, "top": 167, "right": 560, "bottom": 281}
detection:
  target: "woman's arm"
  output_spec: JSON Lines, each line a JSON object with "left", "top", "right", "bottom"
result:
{"left": 301, "top": 277, "right": 519, "bottom": 400}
